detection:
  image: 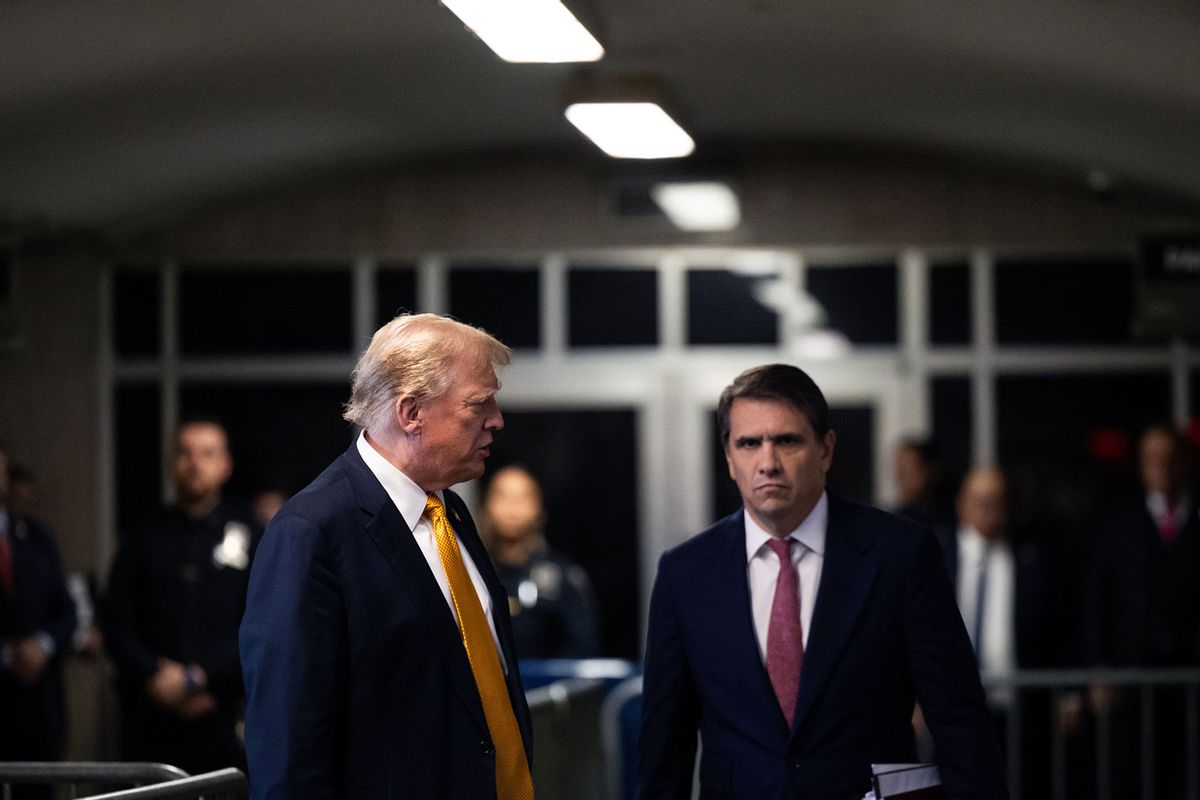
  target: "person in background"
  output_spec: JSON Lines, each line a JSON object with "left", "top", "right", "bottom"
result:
{"left": 250, "top": 486, "right": 288, "bottom": 529}
{"left": 893, "top": 437, "right": 954, "bottom": 530}
{"left": 1083, "top": 424, "right": 1200, "bottom": 799}
{"left": 482, "top": 464, "right": 600, "bottom": 659}
{"left": 7, "top": 462, "right": 40, "bottom": 520}
{"left": 942, "top": 466, "right": 1053, "bottom": 796}
{"left": 104, "top": 418, "right": 258, "bottom": 775}
{"left": 0, "top": 443, "right": 77, "bottom": 799}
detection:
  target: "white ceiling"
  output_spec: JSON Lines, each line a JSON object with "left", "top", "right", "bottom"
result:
{"left": 2, "top": 0, "right": 1199, "bottom": 231}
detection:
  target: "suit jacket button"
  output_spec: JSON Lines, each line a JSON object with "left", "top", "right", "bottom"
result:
{"left": 480, "top": 741, "right": 493, "bottom": 756}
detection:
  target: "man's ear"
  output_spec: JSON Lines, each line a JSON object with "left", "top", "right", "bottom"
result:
{"left": 396, "top": 395, "right": 423, "bottom": 435}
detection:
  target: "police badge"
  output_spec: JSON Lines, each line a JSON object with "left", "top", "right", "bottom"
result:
{"left": 213, "top": 521, "right": 251, "bottom": 570}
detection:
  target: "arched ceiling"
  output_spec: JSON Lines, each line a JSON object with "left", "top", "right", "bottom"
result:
{"left": 2, "top": 0, "right": 1199, "bottom": 232}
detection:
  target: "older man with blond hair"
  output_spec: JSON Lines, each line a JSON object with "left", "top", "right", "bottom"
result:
{"left": 240, "top": 313, "right": 534, "bottom": 800}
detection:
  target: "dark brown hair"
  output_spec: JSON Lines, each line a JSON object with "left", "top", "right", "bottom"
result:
{"left": 717, "top": 363, "right": 831, "bottom": 446}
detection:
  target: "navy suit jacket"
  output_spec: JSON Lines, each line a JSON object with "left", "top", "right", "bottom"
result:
{"left": 239, "top": 443, "right": 532, "bottom": 800}
{"left": 639, "top": 494, "right": 1006, "bottom": 800}
{"left": 0, "top": 514, "right": 77, "bottom": 760}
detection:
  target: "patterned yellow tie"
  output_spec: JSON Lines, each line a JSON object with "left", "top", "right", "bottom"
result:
{"left": 425, "top": 494, "right": 535, "bottom": 800}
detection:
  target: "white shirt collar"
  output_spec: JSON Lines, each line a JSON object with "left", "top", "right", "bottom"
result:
{"left": 744, "top": 491, "right": 828, "bottom": 563}
{"left": 356, "top": 431, "right": 441, "bottom": 530}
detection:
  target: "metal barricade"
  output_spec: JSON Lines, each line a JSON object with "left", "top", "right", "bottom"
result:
{"left": 982, "top": 667, "right": 1200, "bottom": 800}
{"left": 0, "top": 763, "right": 246, "bottom": 800}
{"left": 0, "top": 762, "right": 186, "bottom": 800}
{"left": 527, "top": 677, "right": 607, "bottom": 800}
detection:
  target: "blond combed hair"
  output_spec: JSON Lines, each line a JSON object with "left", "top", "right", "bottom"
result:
{"left": 343, "top": 313, "right": 511, "bottom": 434}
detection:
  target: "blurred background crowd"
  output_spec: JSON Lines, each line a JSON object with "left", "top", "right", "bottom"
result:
{"left": 3, "top": 1, "right": 1200, "bottom": 798}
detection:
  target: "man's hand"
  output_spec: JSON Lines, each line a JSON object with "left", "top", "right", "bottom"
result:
{"left": 177, "top": 691, "right": 218, "bottom": 719}
{"left": 11, "top": 637, "right": 51, "bottom": 685}
{"left": 147, "top": 659, "right": 189, "bottom": 708}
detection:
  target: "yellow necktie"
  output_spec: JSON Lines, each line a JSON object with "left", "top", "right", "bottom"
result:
{"left": 425, "top": 494, "right": 535, "bottom": 800}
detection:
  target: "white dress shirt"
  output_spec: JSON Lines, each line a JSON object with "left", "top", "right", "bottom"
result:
{"left": 356, "top": 432, "right": 505, "bottom": 668}
{"left": 1146, "top": 491, "right": 1192, "bottom": 535}
{"left": 745, "top": 492, "right": 827, "bottom": 662}
{"left": 956, "top": 525, "right": 1015, "bottom": 705}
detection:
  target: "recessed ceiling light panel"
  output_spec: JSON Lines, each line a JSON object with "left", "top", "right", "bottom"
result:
{"left": 442, "top": 0, "right": 604, "bottom": 63}
{"left": 564, "top": 102, "right": 695, "bottom": 159}
{"left": 651, "top": 181, "right": 741, "bottom": 231}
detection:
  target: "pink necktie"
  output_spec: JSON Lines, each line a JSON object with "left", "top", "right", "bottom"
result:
{"left": 766, "top": 538, "right": 803, "bottom": 727}
{"left": 1158, "top": 506, "right": 1179, "bottom": 546}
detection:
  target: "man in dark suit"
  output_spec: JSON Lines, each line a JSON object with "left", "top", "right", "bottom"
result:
{"left": 640, "top": 364, "right": 1006, "bottom": 799}
{"left": 1083, "top": 424, "right": 1200, "bottom": 798}
{"left": 240, "top": 313, "right": 533, "bottom": 800}
{"left": 0, "top": 443, "right": 77, "bottom": 799}
{"left": 938, "top": 467, "right": 1053, "bottom": 796}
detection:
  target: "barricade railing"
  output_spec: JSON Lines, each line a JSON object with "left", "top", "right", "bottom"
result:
{"left": 981, "top": 667, "right": 1200, "bottom": 800}
{"left": 527, "top": 677, "right": 607, "bottom": 800}
{"left": 0, "top": 763, "right": 246, "bottom": 800}
{"left": 0, "top": 762, "right": 186, "bottom": 800}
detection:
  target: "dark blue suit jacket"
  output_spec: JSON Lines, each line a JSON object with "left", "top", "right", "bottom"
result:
{"left": 239, "top": 444, "right": 532, "bottom": 799}
{"left": 0, "top": 514, "right": 76, "bottom": 761}
{"left": 639, "top": 494, "right": 1006, "bottom": 800}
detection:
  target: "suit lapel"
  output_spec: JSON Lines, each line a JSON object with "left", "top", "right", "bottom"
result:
{"left": 791, "top": 495, "right": 881, "bottom": 736}
{"left": 345, "top": 447, "right": 490, "bottom": 737}
{"left": 708, "top": 512, "right": 792, "bottom": 738}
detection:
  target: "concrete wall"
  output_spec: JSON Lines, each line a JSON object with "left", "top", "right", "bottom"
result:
{"left": 0, "top": 240, "right": 109, "bottom": 761}
{"left": 126, "top": 148, "right": 1199, "bottom": 260}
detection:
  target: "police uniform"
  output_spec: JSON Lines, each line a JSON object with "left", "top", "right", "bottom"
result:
{"left": 493, "top": 543, "right": 600, "bottom": 659}
{"left": 104, "top": 503, "right": 257, "bottom": 775}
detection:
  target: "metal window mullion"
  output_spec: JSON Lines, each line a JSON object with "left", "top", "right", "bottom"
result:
{"left": 541, "top": 253, "right": 567, "bottom": 359}
{"left": 1171, "top": 336, "right": 1191, "bottom": 428}
{"left": 97, "top": 265, "right": 116, "bottom": 574}
{"left": 417, "top": 254, "right": 447, "bottom": 315}
{"left": 352, "top": 256, "right": 377, "bottom": 353}
{"left": 159, "top": 261, "right": 179, "bottom": 506}
{"left": 659, "top": 252, "right": 686, "bottom": 351}
{"left": 969, "top": 249, "right": 996, "bottom": 466}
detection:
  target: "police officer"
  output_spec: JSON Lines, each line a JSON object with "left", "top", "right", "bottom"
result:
{"left": 482, "top": 464, "right": 600, "bottom": 659}
{"left": 105, "top": 418, "right": 257, "bottom": 775}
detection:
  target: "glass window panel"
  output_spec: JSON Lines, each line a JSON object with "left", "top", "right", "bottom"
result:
{"left": 931, "top": 376, "right": 972, "bottom": 491}
{"left": 687, "top": 270, "right": 778, "bottom": 345}
{"left": 568, "top": 268, "right": 658, "bottom": 347}
{"left": 930, "top": 262, "right": 971, "bottom": 345}
{"left": 807, "top": 264, "right": 898, "bottom": 345}
{"left": 995, "top": 258, "right": 1135, "bottom": 345}
{"left": 376, "top": 265, "right": 417, "bottom": 326}
{"left": 996, "top": 372, "right": 1171, "bottom": 537}
{"left": 180, "top": 267, "right": 352, "bottom": 355}
{"left": 179, "top": 382, "right": 354, "bottom": 505}
{"left": 449, "top": 266, "right": 540, "bottom": 349}
{"left": 115, "top": 382, "right": 161, "bottom": 535}
{"left": 486, "top": 409, "right": 639, "bottom": 659}
{"left": 114, "top": 269, "right": 161, "bottom": 357}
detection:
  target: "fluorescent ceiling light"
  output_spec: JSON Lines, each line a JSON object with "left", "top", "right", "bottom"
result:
{"left": 651, "top": 181, "right": 741, "bottom": 231}
{"left": 442, "top": 0, "right": 604, "bottom": 63}
{"left": 564, "top": 103, "right": 695, "bottom": 159}
{"left": 790, "top": 329, "right": 851, "bottom": 361}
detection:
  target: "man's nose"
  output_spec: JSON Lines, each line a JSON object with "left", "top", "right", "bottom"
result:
{"left": 758, "top": 443, "right": 781, "bottom": 473}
